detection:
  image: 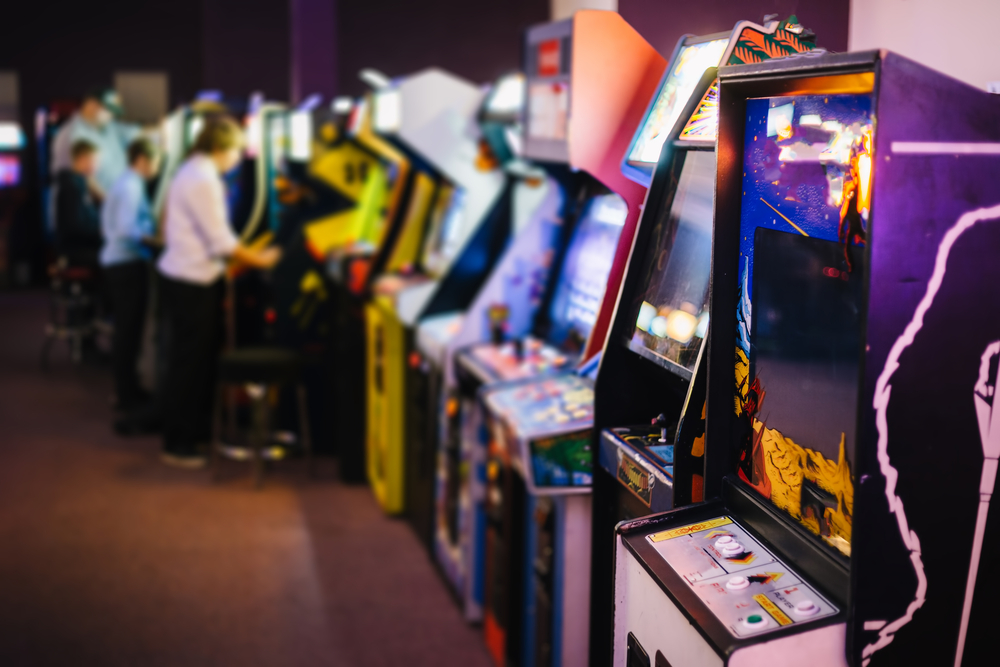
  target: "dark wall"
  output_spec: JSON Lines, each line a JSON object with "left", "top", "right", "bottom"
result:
{"left": 291, "top": 0, "right": 339, "bottom": 103}
{"left": 0, "top": 0, "right": 203, "bottom": 121}
{"left": 618, "top": 0, "right": 850, "bottom": 57}
{"left": 202, "top": 0, "right": 291, "bottom": 101}
{"left": 336, "top": 0, "right": 549, "bottom": 97}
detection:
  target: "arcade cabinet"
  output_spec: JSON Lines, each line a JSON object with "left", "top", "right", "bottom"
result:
{"left": 448, "top": 12, "right": 667, "bottom": 665}
{"left": 405, "top": 72, "right": 543, "bottom": 551}
{"left": 363, "top": 68, "right": 507, "bottom": 515}
{"left": 0, "top": 119, "right": 26, "bottom": 284}
{"left": 430, "top": 82, "right": 569, "bottom": 620}
{"left": 588, "top": 18, "right": 817, "bottom": 666}
{"left": 322, "top": 89, "right": 420, "bottom": 482}
{"left": 612, "top": 50, "right": 1000, "bottom": 667}
{"left": 247, "top": 97, "right": 364, "bottom": 453}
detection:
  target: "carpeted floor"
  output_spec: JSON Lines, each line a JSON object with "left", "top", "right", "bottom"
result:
{"left": 0, "top": 291, "right": 492, "bottom": 667}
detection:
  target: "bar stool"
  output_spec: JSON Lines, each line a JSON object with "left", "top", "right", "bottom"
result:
{"left": 212, "top": 347, "right": 313, "bottom": 488}
{"left": 40, "top": 256, "right": 101, "bottom": 369}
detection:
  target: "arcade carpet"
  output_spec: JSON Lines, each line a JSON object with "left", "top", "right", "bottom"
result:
{"left": 0, "top": 291, "right": 492, "bottom": 667}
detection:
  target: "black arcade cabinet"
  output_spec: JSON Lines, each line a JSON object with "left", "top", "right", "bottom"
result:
{"left": 611, "top": 50, "right": 1000, "bottom": 667}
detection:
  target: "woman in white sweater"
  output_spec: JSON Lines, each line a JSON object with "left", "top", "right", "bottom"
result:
{"left": 157, "top": 116, "right": 280, "bottom": 467}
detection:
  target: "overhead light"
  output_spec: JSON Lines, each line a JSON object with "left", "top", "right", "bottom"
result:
{"left": 297, "top": 94, "right": 322, "bottom": 112}
{"left": 332, "top": 96, "right": 354, "bottom": 114}
{"left": 359, "top": 69, "right": 392, "bottom": 90}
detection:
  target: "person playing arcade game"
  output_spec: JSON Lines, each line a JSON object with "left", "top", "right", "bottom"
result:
{"left": 100, "top": 137, "right": 161, "bottom": 414}
{"left": 54, "top": 139, "right": 102, "bottom": 266}
{"left": 157, "top": 116, "right": 282, "bottom": 468}
{"left": 51, "top": 87, "right": 136, "bottom": 199}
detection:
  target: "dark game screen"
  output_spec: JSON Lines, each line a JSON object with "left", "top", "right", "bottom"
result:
{"left": 628, "top": 150, "right": 715, "bottom": 375}
{"left": 546, "top": 193, "right": 627, "bottom": 350}
{"left": 734, "top": 92, "right": 873, "bottom": 557}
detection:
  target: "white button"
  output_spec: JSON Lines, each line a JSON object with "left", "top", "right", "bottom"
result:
{"left": 726, "top": 576, "right": 750, "bottom": 590}
{"left": 742, "top": 614, "right": 769, "bottom": 628}
{"left": 794, "top": 600, "right": 819, "bottom": 616}
{"left": 722, "top": 542, "right": 745, "bottom": 556}
{"left": 714, "top": 536, "right": 734, "bottom": 549}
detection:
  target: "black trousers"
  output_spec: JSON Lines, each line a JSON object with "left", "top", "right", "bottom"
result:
{"left": 159, "top": 274, "right": 224, "bottom": 453}
{"left": 106, "top": 261, "right": 149, "bottom": 406}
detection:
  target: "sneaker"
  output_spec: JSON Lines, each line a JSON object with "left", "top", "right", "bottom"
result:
{"left": 160, "top": 451, "right": 207, "bottom": 469}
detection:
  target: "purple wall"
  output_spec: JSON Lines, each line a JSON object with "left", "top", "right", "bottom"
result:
{"left": 335, "top": 0, "right": 549, "bottom": 97}
{"left": 291, "top": 0, "right": 338, "bottom": 103}
{"left": 618, "top": 0, "right": 850, "bottom": 57}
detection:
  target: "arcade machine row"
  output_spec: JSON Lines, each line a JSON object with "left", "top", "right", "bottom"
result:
{"left": 613, "top": 50, "right": 1000, "bottom": 667}
{"left": 404, "top": 72, "right": 531, "bottom": 552}
{"left": 458, "top": 12, "right": 668, "bottom": 667}
{"left": 430, "top": 9, "right": 665, "bottom": 628}
{"left": 364, "top": 68, "right": 508, "bottom": 516}
{"left": 323, "top": 89, "right": 422, "bottom": 483}
{"left": 479, "top": 17, "right": 816, "bottom": 667}
{"left": 588, "top": 17, "right": 817, "bottom": 666}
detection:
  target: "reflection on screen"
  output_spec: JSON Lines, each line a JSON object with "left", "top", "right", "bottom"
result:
{"left": 628, "top": 151, "right": 715, "bottom": 373}
{"left": 422, "top": 185, "right": 466, "bottom": 277}
{"left": 528, "top": 81, "right": 569, "bottom": 141}
{"left": 547, "top": 194, "right": 627, "bottom": 350}
{"left": 627, "top": 39, "right": 728, "bottom": 165}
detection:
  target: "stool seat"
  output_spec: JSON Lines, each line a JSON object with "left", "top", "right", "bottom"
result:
{"left": 218, "top": 347, "right": 301, "bottom": 385}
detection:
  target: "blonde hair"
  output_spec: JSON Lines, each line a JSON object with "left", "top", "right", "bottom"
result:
{"left": 192, "top": 115, "right": 245, "bottom": 155}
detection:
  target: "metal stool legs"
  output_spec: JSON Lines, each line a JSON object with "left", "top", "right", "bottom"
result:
{"left": 212, "top": 381, "right": 311, "bottom": 488}
{"left": 296, "top": 384, "right": 313, "bottom": 477}
{"left": 248, "top": 384, "right": 268, "bottom": 490}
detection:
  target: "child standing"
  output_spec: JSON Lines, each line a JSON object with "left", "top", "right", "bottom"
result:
{"left": 101, "top": 137, "right": 160, "bottom": 412}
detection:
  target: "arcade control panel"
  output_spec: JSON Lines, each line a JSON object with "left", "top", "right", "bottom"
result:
{"left": 645, "top": 517, "right": 837, "bottom": 637}
{"left": 458, "top": 336, "right": 574, "bottom": 385}
{"left": 484, "top": 373, "right": 594, "bottom": 489}
{"left": 600, "top": 421, "right": 676, "bottom": 512}
{"left": 617, "top": 499, "right": 847, "bottom": 667}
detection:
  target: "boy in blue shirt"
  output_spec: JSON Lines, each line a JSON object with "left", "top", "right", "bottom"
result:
{"left": 101, "top": 137, "right": 160, "bottom": 412}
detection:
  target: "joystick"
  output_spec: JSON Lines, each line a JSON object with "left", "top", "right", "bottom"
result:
{"left": 652, "top": 413, "right": 668, "bottom": 443}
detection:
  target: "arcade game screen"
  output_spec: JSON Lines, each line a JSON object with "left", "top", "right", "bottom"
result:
{"left": 628, "top": 150, "right": 715, "bottom": 374}
{"left": 734, "top": 92, "right": 873, "bottom": 558}
{"left": 422, "top": 184, "right": 466, "bottom": 277}
{"left": 527, "top": 81, "right": 569, "bottom": 141}
{"left": 289, "top": 111, "right": 312, "bottom": 162}
{"left": 626, "top": 38, "right": 729, "bottom": 166}
{"left": 267, "top": 114, "right": 287, "bottom": 173}
{"left": 547, "top": 193, "right": 627, "bottom": 351}
{"left": 0, "top": 155, "right": 20, "bottom": 186}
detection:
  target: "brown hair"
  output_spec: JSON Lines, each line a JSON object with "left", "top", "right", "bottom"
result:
{"left": 191, "top": 115, "right": 244, "bottom": 155}
{"left": 70, "top": 138, "right": 98, "bottom": 160}
{"left": 127, "top": 137, "right": 158, "bottom": 165}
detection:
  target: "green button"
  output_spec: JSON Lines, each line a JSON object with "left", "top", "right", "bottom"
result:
{"left": 748, "top": 615, "right": 763, "bottom": 624}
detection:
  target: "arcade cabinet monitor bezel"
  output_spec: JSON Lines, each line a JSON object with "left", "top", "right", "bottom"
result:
{"left": 705, "top": 52, "right": 879, "bottom": 583}
{"left": 621, "top": 31, "right": 731, "bottom": 185}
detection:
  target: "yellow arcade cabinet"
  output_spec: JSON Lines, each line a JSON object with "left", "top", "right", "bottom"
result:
{"left": 364, "top": 69, "right": 507, "bottom": 514}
